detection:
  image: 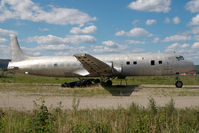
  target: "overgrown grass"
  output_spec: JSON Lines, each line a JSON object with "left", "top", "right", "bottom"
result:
{"left": 0, "top": 74, "right": 198, "bottom": 97}
{"left": 0, "top": 74, "right": 72, "bottom": 84}
{"left": 0, "top": 73, "right": 199, "bottom": 85}
{"left": 0, "top": 98, "right": 199, "bottom": 133}
{"left": 0, "top": 83, "right": 111, "bottom": 97}
{"left": 124, "top": 75, "right": 199, "bottom": 85}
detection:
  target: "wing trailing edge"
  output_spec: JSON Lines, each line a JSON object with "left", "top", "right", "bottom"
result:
{"left": 74, "top": 53, "right": 120, "bottom": 77}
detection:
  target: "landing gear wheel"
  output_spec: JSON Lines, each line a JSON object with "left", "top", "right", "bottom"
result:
{"left": 61, "top": 83, "right": 67, "bottom": 87}
{"left": 94, "top": 79, "right": 100, "bottom": 84}
{"left": 85, "top": 80, "right": 92, "bottom": 86}
{"left": 106, "top": 80, "right": 112, "bottom": 87}
{"left": 175, "top": 81, "right": 183, "bottom": 88}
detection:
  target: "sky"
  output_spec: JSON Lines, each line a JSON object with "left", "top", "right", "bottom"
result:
{"left": 0, "top": 0, "right": 199, "bottom": 64}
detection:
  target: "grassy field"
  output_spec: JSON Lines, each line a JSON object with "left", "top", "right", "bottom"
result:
{"left": 0, "top": 73, "right": 199, "bottom": 85}
{"left": 0, "top": 73, "right": 198, "bottom": 97}
{"left": 0, "top": 98, "right": 199, "bottom": 133}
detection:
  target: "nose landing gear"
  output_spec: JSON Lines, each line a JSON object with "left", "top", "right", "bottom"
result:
{"left": 175, "top": 74, "right": 183, "bottom": 88}
{"left": 175, "top": 80, "right": 183, "bottom": 88}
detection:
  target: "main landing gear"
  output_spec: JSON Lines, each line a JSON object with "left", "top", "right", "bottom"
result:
{"left": 175, "top": 73, "right": 183, "bottom": 88}
{"left": 100, "top": 79, "right": 112, "bottom": 87}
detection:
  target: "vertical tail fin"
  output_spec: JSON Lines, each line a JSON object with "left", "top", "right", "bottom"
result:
{"left": 10, "top": 34, "right": 26, "bottom": 62}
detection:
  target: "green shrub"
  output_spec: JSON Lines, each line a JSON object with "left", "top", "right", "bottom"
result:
{"left": 69, "top": 120, "right": 111, "bottom": 133}
{"left": 148, "top": 97, "right": 157, "bottom": 115}
{"left": 1, "top": 98, "right": 199, "bottom": 132}
{"left": 165, "top": 98, "right": 175, "bottom": 116}
{"left": 27, "top": 100, "right": 56, "bottom": 133}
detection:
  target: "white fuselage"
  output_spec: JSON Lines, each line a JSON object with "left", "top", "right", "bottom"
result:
{"left": 7, "top": 53, "right": 194, "bottom": 78}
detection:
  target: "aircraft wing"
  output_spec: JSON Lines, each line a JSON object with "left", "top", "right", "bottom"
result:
{"left": 74, "top": 53, "right": 113, "bottom": 76}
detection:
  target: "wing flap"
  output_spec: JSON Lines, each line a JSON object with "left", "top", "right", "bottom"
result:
{"left": 74, "top": 53, "right": 112, "bottom": 76}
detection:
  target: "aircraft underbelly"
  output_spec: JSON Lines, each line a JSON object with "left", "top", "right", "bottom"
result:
{"left": 30, "top": 66, "right": 84, "bottom": 77}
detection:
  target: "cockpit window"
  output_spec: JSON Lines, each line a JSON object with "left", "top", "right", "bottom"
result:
{"left": 176, "top": 55, "right": 184, "bottom": 61}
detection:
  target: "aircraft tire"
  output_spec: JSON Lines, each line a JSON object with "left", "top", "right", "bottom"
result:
{"left": 61, "top": 83, "right": 67, "bottom": 87}
{"left": 68, "top": 82, "right": 76, "bottom": 88}
{"left": 76, "top": 81, "right": 82, "bottom": 87}
{"left": 94, "top": 79, "right": 100, "bottom": 84}
{"left": 86, "top": 79, "right": 92, "bottom": 86}
{"left": 175, "top": 81, "right": 183, "bottom": 88}
{"left": 106, "top": 80, "right": 112, "bottom": 87}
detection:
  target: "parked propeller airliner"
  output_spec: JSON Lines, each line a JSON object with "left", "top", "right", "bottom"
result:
{"left": 7, "top": 34, "right": 194, "bottom": 88}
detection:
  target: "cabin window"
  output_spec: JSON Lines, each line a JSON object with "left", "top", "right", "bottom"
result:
{"left": 133, "top": 61, "right": 137, "bottom": 65}
{"left": 176, "top": 55, "right": 184, "bottom": 61}
{"left": 151, "top": 60, "right": 155, "bottom": 65}
{"left": 159, "top": 61, "right": 162, "bottom": 64}
{"left": 126, "top": 61, "right": 130, "bottom": 65}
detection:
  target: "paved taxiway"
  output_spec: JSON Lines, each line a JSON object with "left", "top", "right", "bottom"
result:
{"left": 0, "top": 84, "right": 199, "bottom": 110}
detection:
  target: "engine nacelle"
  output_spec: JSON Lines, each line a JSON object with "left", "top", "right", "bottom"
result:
{"left": 106, "top": 62, "right": 122, "bottom": 74}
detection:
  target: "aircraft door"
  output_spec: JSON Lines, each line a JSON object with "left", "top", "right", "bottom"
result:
{"left": 164, "top": 61, "right": 173, "bottom": 75}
